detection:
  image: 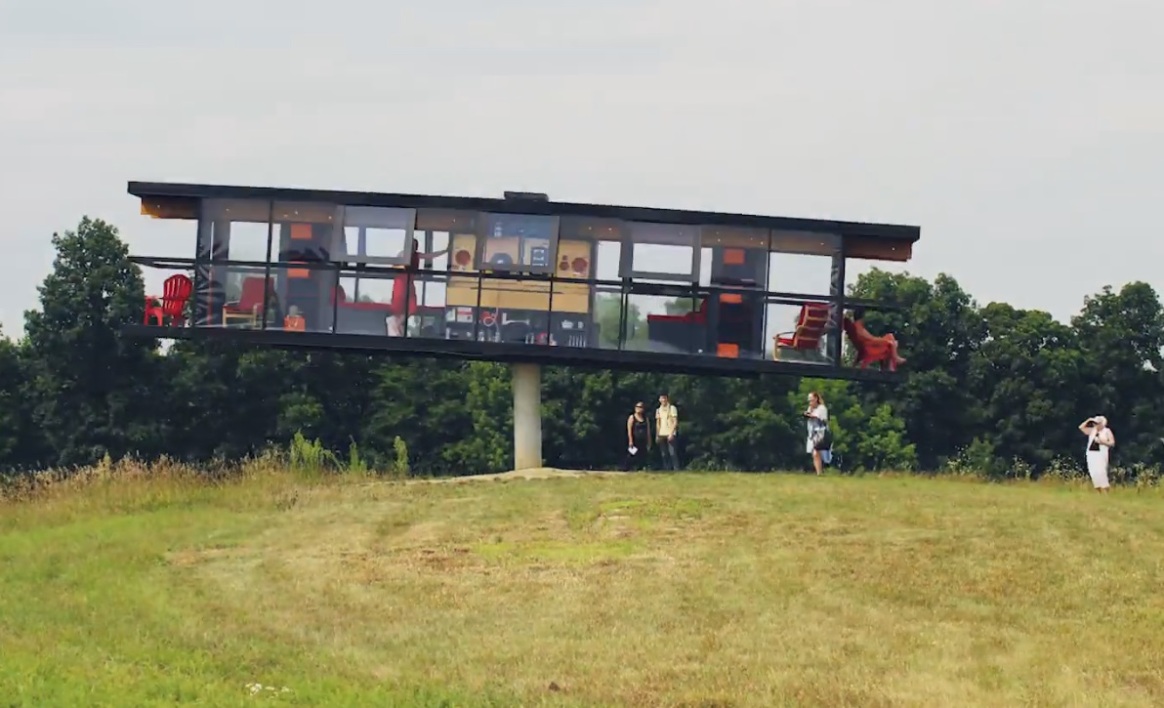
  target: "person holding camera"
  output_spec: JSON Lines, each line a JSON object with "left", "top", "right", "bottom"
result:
{"left": 1078, "top": 415, "right": 1114, "bottom": 492}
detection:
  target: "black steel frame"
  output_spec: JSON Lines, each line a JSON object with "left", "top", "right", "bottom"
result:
{"left": 127, "top": 181, "right": 919, "bottom": 382}
{"left": 129, "top": 181, "right": 921, "bottom": 243}
{"left": 130, "top": 255, "right": 899, "bottom": 314}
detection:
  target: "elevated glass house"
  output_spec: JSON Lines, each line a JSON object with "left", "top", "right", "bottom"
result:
{"left": 124, "top": 181, "right": 919, "bottom": 380}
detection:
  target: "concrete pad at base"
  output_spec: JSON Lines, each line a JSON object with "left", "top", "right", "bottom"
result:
{"left": 412, "top": 468, "right": 629, "bottom": 485}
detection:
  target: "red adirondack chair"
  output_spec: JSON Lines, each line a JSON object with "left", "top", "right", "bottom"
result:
{"left": 143, "top": 274, "right": 193, "bottom": 326}
{"left": 842, "top": 314, "right": 906, "bottom": 371}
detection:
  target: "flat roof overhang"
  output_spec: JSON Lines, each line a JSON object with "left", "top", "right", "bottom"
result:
{"left": 122, "top": 324, "right": 902, "bottom": 383}
{"left": 126, "top": 180, "right": 921, "bottom": 247}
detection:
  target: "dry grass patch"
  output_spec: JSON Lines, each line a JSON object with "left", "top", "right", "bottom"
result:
{"left": 2, "top": 467, "right": 1163, "bottom": 706}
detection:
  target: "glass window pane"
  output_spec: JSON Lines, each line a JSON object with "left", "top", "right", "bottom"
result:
{"left": 768, "top": 253, "right": 833, "bottom": 297}
{"left": 273, "top": 201, "right": 338, "bottom": 265}
{"left": 632, "top": 243, "right": 695, "bottom": 276}
{"left": 199, "top": 199, "right": 271, "bottom": 263}
{"left": 480, "top": 212, "right": 558, "bottom": 273}
{"left": 593, "top": 240, "right": 621, "bottom": 283}
{"left": 637, "top": 291, "right": 703, "bottom": 353}
{"left": 333, "top": 265, "right": 452, "bottom": 339}
{"left": 767, "top": 232, "right": 839, "bottom": 363}
{"left": 333, "top": 271, "right": 397, "bottom": 336}
{"left": 446, "top": 230, "right": 482, "bottom": 321}
{"left": 366, "top": 227, "right": 410, "bottom": 259}
{"left": 261, "top": 264, "right": 334, "bottom": 333}
{"left": 593, "top": 290, "right": 625, "bottom": 349}
{"left": 422, "top": 230, "right": 451, "bottom": 271}
{"left": 549, "top": 238, "right": 597, "bottom": 348}
{"left": 205, "top": 264, "right": 274, "bottom": 328}
{"left": 623, "top": 222, "right": 699, "bottom": 281}
{"left": 766, "top": 299, "right": 833, "bottom": 365}
{"left": 407, "top": 269, "right": 449, "bottom": 340}
{"left": 711, "top": 289, "right": 766, "bottom": 360}
{"left": 702, "top": 225, "right": 769, "bottom": 289}
{"left": 337, "top": 206, "right": 415, "bottom": 264}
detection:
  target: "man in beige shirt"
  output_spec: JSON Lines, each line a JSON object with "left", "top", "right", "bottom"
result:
{"left": 655, "top": 393, "right": 680, "bottom": 470}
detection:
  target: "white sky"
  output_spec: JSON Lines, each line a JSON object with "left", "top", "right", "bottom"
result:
{"left": 1, "top": 0, "right": 1161, "bottom": 335}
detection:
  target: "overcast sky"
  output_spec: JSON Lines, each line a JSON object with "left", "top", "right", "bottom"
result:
{"left": 1, "top": 0, "right": 1160, "bottom": 336}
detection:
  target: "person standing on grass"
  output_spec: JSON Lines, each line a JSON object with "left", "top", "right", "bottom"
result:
{"left": 623, "top": 401, "right": 653, "bottom": 471}
{"left": 804, "top": 391, "right": 832, "bottom": 475}
{"left": 655, "top": 393, "right": 680, "bottom": 470}
{"left": 1078, "top": 415, "right": 1114, "bottom": 492}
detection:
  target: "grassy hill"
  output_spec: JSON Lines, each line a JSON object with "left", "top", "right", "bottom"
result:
{"left": 2, "top": 463, "right": 1163, "bottom": 707}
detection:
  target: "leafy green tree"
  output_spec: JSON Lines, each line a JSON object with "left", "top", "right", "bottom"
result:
{"left": 1070, "top": 282, "right": 1164, "bottom": 466}
{"left": 363, "top": 359, "right": 482, "bottom": 474}
{"left": 665, "top": 373, "right": 798, "bottom": 470}
{"left": 542, "top": 367, "right": 632, "bottom": 469}
{"left": 23, "top": 218, "right": 166, "bottom": 466}
{"left": 967, "top": 303, "right": 1086, "bottom": 471}
{"left": 19, "top": 215, "right": 1164, "bottom": 483}
{"left": 0, "top": 331, "right": 44, "bottom": 470}
{"left": 663, "top": 297, "right": 699, "bottom": 315}
{"left": 850, "top": 269, "right": 987, "bottom": 469}
{"left": 159, "top": 342, "right": 289, "bottom": 460}
{"left": 444, "top": 362, "right": 513, "bottom": 473}
{"left": 271, "top": 351, "right": 380, "bottom": 447}
{"left": 854, "top": 403, "right": 918, "bottom": 471}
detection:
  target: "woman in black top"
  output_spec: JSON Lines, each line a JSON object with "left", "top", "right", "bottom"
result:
{"left": 623, "top": 402, "right": 653, "bottom": 471}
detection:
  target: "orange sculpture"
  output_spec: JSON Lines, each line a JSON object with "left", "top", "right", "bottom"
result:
{"left": 842, "top": 308, "right": 906, "bottom": 371}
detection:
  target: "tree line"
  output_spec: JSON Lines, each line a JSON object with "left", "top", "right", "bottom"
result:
{"left": 2, "top": 217, "right": 1162, "bottom": 482}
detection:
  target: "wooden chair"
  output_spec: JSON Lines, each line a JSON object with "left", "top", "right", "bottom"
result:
{"left": 222, "top": 276, "right": 271, "bottom": 327}
{"left": 143, "top": 274, "right": 193, "bottom": 326}
{"left": 773, "top": 303, "right": 830, "bottom": 360}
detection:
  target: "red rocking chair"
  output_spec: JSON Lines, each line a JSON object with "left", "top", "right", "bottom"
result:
{"left": 143, "top": 274, "right": 193, "bottom": 326}
{"left": 773, "top": 303, "right": 830, "bottom": 360}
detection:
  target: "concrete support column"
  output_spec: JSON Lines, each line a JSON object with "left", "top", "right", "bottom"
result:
{"left": 512, "top": 363, "right": 543, "bottom": 470}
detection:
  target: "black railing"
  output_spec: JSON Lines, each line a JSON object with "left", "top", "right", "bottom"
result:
{"left": 129, "top": 255, "right": 903, "bottom": 313}
{"left": 131, "top": 254, "right": 905, "bottom": 375}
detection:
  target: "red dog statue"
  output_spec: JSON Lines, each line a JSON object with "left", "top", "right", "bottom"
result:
{"left": 842, "top": 307, "right": 906, "bottom": 371}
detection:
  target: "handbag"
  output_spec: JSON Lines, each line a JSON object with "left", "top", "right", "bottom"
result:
{"left": 811, "top": 425, "right": 833, "bottom": 451}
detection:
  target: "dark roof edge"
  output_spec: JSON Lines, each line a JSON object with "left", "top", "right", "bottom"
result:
{"left": 127, "top": 180, "right": 921, "bottom": 242}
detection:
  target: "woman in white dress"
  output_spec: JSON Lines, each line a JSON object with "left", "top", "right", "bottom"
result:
{"left": 804, "top": 391, "right": 832, "bottom": 475}
{"left": 1078, "top": 415, "right": 1114, "bottom": 492}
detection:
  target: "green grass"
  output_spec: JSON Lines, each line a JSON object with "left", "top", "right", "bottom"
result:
{"left": 2, "top": 465, "right": 1164, "bottom": 706}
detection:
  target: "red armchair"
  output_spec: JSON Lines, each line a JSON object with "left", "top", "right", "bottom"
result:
{"left": 646, "top": 299, "right": 708, "bottom": 351}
